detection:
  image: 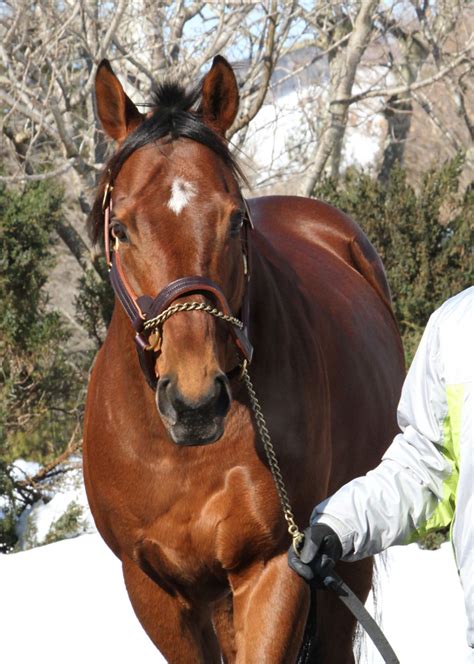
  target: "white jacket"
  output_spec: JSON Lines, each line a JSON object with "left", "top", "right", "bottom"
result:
{"left": 312, "top": 287, "right": 473, "bottom": 646}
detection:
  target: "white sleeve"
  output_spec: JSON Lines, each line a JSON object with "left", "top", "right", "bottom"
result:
{"left": 311, "top": 310, "right": 455, "bottom": 561}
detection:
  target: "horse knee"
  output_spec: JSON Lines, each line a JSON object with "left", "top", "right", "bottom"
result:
{"left": 231, "top": 555, "right": 311, "bottom": 663}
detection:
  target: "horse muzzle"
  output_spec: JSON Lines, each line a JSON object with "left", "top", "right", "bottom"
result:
{"left": 156, "top": 373, "right": 232, "bottom": 446}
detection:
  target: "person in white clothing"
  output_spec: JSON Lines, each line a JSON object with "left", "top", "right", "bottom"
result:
{"left": 289, "top": 286, "right": 473, "bottom": 656}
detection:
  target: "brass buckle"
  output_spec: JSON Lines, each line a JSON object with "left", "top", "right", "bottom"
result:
{"left": 102, "top": 181, "right": 113, "bottom": 211}
{"left": 239, "top": 358, "right": 248, "bottom": 380}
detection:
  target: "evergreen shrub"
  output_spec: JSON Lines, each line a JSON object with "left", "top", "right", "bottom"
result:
{"left": 0, "top": 181, "right": 88, "bottom": 552}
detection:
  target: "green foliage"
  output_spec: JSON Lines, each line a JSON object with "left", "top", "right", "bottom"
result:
{"left": 313, "top": 156, "right": 473, "bottom": 363}
{"left": 43, "top": 501, "right": 86, "bottom": 545}
{"left": 0, "top": 463, "right": 18, "bottom": 553}
{"left": 0, "top": 181, "right": 88, "bottom": 552}
{"left": 0, "top": 181, "right": 62, "bottom": 344}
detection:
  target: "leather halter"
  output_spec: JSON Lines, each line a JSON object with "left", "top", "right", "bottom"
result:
{"left": 102, "top": 183, "right": 253, "bottom": 390}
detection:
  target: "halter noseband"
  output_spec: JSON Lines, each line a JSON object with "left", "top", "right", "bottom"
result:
{"left": 102, "top": 182, "right": 253, "bottom": 390}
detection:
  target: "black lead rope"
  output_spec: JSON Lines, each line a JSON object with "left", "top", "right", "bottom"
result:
{"left": 320, "top": 570, "right": 400, "bottom": 664}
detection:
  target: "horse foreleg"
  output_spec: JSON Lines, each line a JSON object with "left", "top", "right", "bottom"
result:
{"left": 315, "top": 557, "right": 374, "bottom": 664}
{"left": 212, "top": 593, "right": 237, "bottom": 663}
{"left": 230, "top": 553, "right": 310, "bottom": 664}
{"left": 121, "top": 556, "right": 221, "bottom": 664}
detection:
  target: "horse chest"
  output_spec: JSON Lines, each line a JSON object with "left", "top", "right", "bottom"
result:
{"left": 128, "top": 463, "right": 284, "bottom": 585}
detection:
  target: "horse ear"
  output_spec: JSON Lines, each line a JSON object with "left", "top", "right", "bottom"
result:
{"left": 95, "top": 59, "right": 143, "bottom": 142}
{"left": 201, "top": 56, "right": 239, "bottom": 136}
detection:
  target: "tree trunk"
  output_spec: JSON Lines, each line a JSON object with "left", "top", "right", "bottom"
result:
{"left": 298, "top": 0, "right": 378, "bottom": 197}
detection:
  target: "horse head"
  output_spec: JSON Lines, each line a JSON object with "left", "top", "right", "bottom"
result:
{"left": 90, "top": 57, "right": 252, "bottom": 446}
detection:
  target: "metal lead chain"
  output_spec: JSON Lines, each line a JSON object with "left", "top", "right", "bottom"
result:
{"left": 143, "top": 300, "right": 304, "bottom": 552}
{"left": 143, "top": 302, "right": 244, "bottom": 332}
{"left": 241, "top": 365, "right": 304, "bottom": 553}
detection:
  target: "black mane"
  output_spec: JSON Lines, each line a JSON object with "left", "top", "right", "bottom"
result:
{"left": 89, "top": 80, "right": 245, "bottom": 244}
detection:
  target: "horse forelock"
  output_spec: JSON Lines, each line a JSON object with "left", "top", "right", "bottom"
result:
{"left": 88, "top": 78, "right": 246, "bottom": 245}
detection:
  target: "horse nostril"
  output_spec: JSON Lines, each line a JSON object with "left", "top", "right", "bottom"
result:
{"left": 214, "top": 374, "right": 231, "bottom": 417}
{"left": 157, "top": 377, "right": 178, "bottom": 425}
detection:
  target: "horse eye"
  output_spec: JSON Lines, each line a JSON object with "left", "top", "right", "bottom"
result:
{"left": 229, "top": 210, "right": 244, "bottom": 237}
{"left": 111, "top": 221, "right": 129, "bottom": 243}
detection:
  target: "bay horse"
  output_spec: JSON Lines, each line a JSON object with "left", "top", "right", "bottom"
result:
{"left": 83, "top": 55, "right": 405, "bottom": 663}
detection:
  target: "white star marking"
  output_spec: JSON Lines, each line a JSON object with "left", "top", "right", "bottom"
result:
{"left": 167, "top": 178, "right": 197, "bottom": 215}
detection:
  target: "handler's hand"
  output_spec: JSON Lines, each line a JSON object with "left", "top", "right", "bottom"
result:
{"left": 288, "top": 524, "right": 342, "bottom": 584}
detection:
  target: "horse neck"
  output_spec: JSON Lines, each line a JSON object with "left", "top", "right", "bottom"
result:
{"left": 248, "top": 233, "right": 311, "bottom": 373}
{"left": 105, "top": 304, "right": 157, "bottom": 406}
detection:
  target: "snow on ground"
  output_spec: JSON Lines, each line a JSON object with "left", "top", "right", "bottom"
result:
{"left": 362, "top": 543, "right": 468, "bottom": 664}
{"left": 0, "top": 535, "right": 468, "bottom": 663}
{"left": 0, "top": 534, "right": 161, "bottom": 664}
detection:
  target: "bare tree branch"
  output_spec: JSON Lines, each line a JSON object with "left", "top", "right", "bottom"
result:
{"left": 333, "top": 38, "right": 473, "bottom": 104}
{"left": 0, "top": 160, "right": 76, "bottom": 182}
{"left": 230, "top": 0, "right": 279, "bottom": 138}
